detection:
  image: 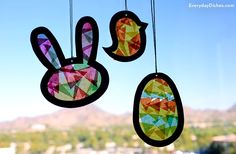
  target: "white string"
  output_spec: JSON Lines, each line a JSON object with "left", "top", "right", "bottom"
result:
{"left": 151, "top": 0, "right": 158, "bottom": 73}
{"left": 125, "top": 0, "right": 128, "bottom": 10}
{"left": 69, "top": 0, "right": 74, "bottom": 58}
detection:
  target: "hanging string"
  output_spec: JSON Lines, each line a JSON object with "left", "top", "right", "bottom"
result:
{"left": 125, "top": 0, "right": 128, "bottom": 11}
{"left": 69, "top": 0, "right": 74, "bottom": 58}
{"left": 151, "top": 0, "right": 158, "bottom": 74}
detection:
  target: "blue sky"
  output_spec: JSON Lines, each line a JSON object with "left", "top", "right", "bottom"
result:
{"left": 0, "top": 0, "right": 236, "bottom": 122}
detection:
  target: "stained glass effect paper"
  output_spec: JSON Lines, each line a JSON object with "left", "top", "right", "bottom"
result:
{"left": 139, "top": 78, "right": 178, "bottom": 140}
{"left": 38, "top": 34, "right": 61, "bottom": 69}
{"left": 81, "top": 22, "right": 93, "bottom": 62}
{"left": 113, "top": 17, "right": 141, "bottom": 56}
{"left": 48, "top": 64, "right": 101, "bottom": 101}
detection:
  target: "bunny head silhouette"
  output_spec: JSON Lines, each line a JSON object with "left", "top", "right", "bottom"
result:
{"left": 31, "top": 16, "right": 109, "bottom": 108}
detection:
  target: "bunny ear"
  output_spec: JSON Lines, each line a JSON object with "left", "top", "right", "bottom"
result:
{"left": 30, "top": 27, "right": 65, "bottom": 70}
{"left": 75, "top": 16, "right": 99, "bottom": 63}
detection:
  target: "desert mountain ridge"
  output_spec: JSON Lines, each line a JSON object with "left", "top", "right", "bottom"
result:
{"left": 0, "top": 104, "right": 236, "bottom": 131}
{"left": 0, "top": 105, "right": 132, "bottom": 131}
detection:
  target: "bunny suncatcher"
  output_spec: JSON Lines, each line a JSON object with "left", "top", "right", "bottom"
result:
{"left": 31, "top": 17, "right": 109, "bottom": 108}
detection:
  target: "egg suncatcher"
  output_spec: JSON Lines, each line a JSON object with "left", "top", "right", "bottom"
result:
{"left": 132, "top": 0, "right": 184, "bottom": 147}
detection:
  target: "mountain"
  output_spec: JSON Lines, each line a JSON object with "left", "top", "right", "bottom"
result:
{"left": 184, "top": 106, "right": 236, "bottom": 123}
{"left": 1, "top": 104, "right": 236, "bottom": 131}
{"left": 228, "top": 103, "right": 236, "bottom": 112}
{"left": 0, "top": 105, "right": 131, "bottom": 131}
